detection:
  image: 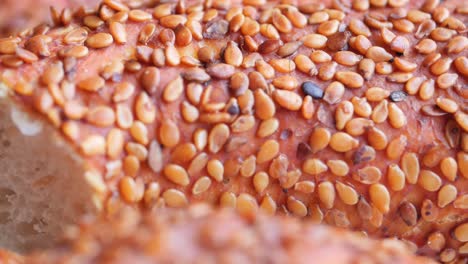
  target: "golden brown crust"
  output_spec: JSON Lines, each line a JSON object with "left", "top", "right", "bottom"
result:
{"left": 0, "top": 0, "right": 467, "bottom": 261}
{"left": 24, "top": 204, "right": 435, "bottom": 264}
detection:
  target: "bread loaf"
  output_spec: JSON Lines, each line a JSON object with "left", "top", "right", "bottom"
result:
{"left": 0, "top": 0, "right": 466, "bottom": 261}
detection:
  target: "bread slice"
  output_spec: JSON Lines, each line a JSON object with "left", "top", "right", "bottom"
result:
{"left": 0, "top": 83, "right": 99, "bottom": 252}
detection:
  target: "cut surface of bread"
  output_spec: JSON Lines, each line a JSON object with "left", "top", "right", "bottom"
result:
{"left": 0, "top": 84, "right": 98, "bottom": 252}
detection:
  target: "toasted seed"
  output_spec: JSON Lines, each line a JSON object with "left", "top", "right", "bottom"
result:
{"left": 335, "top": 71, "right": 364, "bottom": 88}
{"left": 387, "top": 135, "right": 407, "bottom": 160}
{"left": 278, "top": 41, "right": 302, "bottom": 57}
{"left": 164, "top": 164, "right": 190, "bottom": 186}
{"left": 381, "top": 28, "right": 396, "bottom": 44}
{"left": 353, "top": 166, "right": 382, "bottom": 184}
{"left": 388, "top": 164, "right": 405, "bottom": 191}
{"left": 309, "top": 11, "right": 329, "bottom": 24}
{"left": 367, "top": 127, "right": 388, "bottom": 150}
{"left": 455, "top": 111, "right": 468, "bottom": 132}
{"left": 390, "top": 36, "right": 410, "bottom": 55}
{"left": 237, "top": 193, "right": 258, "bottom": 218}
{"left": 365, "top": 87, "right": 390, "bottom": 102}
{"left": 224, "top": 41, "right": 243, "bottom": 67}
{"left": 86, "top": 33, "right": 113, "bottom": 49}
{"left": 273, "top": 89, "right": 302, "bottom": 111}
{"left": 454, "top": 56, "right": 468, "bottom": 77}
{"left": 323, "top": 81, "right": 344, "bottom": 104}
{"left": 349, "top": 18, "right": 371, "bottom": 36}
{"left": 318, "top": 181, "right": 335, "bottom": 209}
{"left": 109, "top": 21, "right": 127, "bottom": 44}
{"left": 430, "top": 27, "right": 456, "bottom": 42}
{"left": 254, "top": 89, "right": 275, "bottom": 120}
{"left": 353, "top": 35, "right": 373, "bottom": 55}
{"left": 398, "top": 201, "right": 417, "bottom": 226}
{"left": 369, "top": 183, "right": 390, "bottom": 213}
{"left": 310, "top": 50, "right": 332, "bottom": 63}
{"left": 86, "top": 106, "right": 115, "bottom": 127}
{"left": 330, "top": 132, "right": 359, "bottom": 152}
{"left": 335, "top": 101, "right": 354, "bottom": 130}
{"left": 240, "top": 17, "right": 260, "bottom": 36}
{"left": 303, "top": 159, "right": 328, "bottom": 175}
{"left": 286, "top": 196, "right": 307, "bottom": 217}
{"left": 216, "top": 183, "right": 238, "bottom": 205}
{"left": 388, "top": 102, "right": 407, "bottom": 128}
{"left": 445, "top": 121, "right": 461, "bottom": 149}
{"left": 252, "top": 171, "right": 269, "bottom": 193}
{"left": 318, "top": 61, "right": 338, "bottom": 81}
{"left": 436, "top": 73, "right": 458, "bottom": 89}
{"left": 258, "top": 39, "right": 282, "bottom": 54}
{"left": 375, "top": 62, "right": 393, "bottom": 75}
{"left": 174, "top": 24, "right": 193, "bottom": 47}
{"left": 426, "top": 231, "right": 446, "bottom": 252}
{"left": 272, "top": 75, "right": 298, "bottom": 90}
{"left": 318, "top": 19, "right": 340, "bottom": 36}
{"left": 345, "top": 118, "right": 373, "bottom": 136}
{"left": 41, "top": 62, "right": 64, "bottom": 85}
{"left": 257, "top": 140, "right": 279, "bottom": 164}
{"left": 422, "top": 52, "right": 441, "bottom": 67}
{"left": 415, "top": 38, "right": 437, "bottom": 54}
{"left": 419, "top": 170, "right": 442, "bottom": 191}
{"left": 454, "top": 195, "right": 468, "bottom": 210}
{"left": 366, "top": 46, "right": 393, "bottom": 62}
{"left": 447, "top": 36, "right": 468, "bottom": 54}
{"left": 256, "top": 118, "right": 279, "bottom": 138}
{"left": 272, "top": 10, "right": 292, "bottom": 33}
{"left": 371, "top": 100, "right": 388, "bottom": 123}
{"left": 400, "top": 152, "right": 419, "bottom": 184}
{"left": 327, "top": 31, "right": 351, "bottom": 51}
{"left": 440, "top": 157, "right": 457, "bottom": 181}
{"left": 419, "top": 79, "right": 435, "bottom": 101}
{"left": 437, "top": 184, "right": 457, "bottom": 208}
{"left": 140, "top": 67, "right": 160, "bottom": 94}
{"left": 191, "top": 176, "right": 211, "bottom": 195}
{"left": 393, "top": 57, "right": 417, "bottom": 72}
{"left": 135, "top": 92, "right": 156, "bottom": 124}
{"left": 436, "top": 97, "right": 459, "bottom": 113}
{"left": 77, "top": 76, "right": 104, "bottom": 92}
{"left": 405, "top": 76, "right": 425, "bottom": 95}
{"left": 81, "top": 135, "right": 106, "bottom": 156}
{"left": 386, "top": 72, "right": 413, "bottom": 83}
{"left": 294, "top": 181, "right": 315, "bottom": 194}
{"left": 206, "top": 63, "right": 235, "bottom": 79}
{"left": 163, "top": 189, "right": 188, "bottom": 208}
{"left": 334, "top": 51, "right": 362, "bottom": 66}
{"left": 393, "top": 19, "right": 414, "bottom": 33}
{"left": 208, "top": 124, "right": 230, "bottom": 153}
{"left": 300, "top": 95, "right": 316, "bottom": 119}
{"left": 269, "top": 58, "right": 296, "bottom": 73}
{"left": 359, "top": 58, "right": 375, "bottom": 80}
{"left": 302, "top": 34, "right": 327, "bottom": 49}
{"left": 294, "top": 54, "right": 317, "bottom": 75}
{"left": 335, "top": 182, "right": 358, "bottom": 205}
{"left": 430, "top": 57, "right": 452, "bottom": 76}
{"left": 282, "top": 169, "right": 302, "bottom": 190}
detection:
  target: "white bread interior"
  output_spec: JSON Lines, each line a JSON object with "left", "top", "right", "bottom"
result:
{"left": 0, "top": 83, "right": 97, "bottom": 252}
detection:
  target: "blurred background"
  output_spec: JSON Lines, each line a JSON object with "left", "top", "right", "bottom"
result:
{"left": 0, "top": 0, "right": 96, "bottom": 36}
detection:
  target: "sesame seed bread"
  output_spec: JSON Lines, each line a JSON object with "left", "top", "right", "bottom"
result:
{"left": 25, "top": 204, "right": 436, "bottom": 264}
{"left": 0, "top": 0, "right": 466, "bottom": 262}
